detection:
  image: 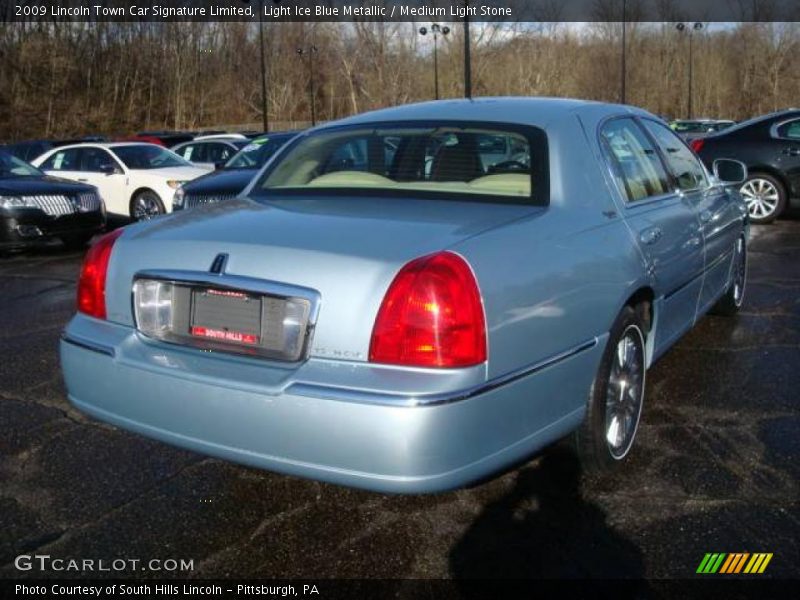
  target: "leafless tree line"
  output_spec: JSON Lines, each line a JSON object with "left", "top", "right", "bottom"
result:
{"left": 0, "top": 21, "right": 797, "bottom": 141}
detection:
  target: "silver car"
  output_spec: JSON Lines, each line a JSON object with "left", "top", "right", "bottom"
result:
{"left": 61, "top": 98, "right": 749, "bottom": 493}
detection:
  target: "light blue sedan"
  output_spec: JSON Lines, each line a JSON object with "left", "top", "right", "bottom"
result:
{"left": 61, "top": 98, "right": 749, "bottom": 493}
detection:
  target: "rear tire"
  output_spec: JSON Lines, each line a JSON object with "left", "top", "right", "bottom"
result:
{"left": 739, "top": 173, "right": 786, "bottom": 224}
{"left": 130, "top": 190, "right": 165, "bottom": 221}
{"left": 575, "top": 305, "right": 647, "bottom": 472}
{"left": 711, "top": 235, "right": 747, "bottom": 316}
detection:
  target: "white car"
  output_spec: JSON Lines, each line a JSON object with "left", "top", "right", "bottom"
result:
{"left": 32, "top": 143, "right": 209, "bottom": 219}
{"left": 192, "top": 133, "right": 248, "bottom": 141}
{"left": 171, "top": 137, "right": 248, "bottom": 170}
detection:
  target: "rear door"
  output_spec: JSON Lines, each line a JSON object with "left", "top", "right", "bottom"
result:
{"left": 600, "top": 117, "right": 704, "bottom": 356}
{"left": 641, "top": 118, "right": 741, "bottom": 313}
{"left": 77, "top": 147, "right": 129, "bottom": 215}
{"left": 773, "top": 118, "right": 800, "bottom": 198}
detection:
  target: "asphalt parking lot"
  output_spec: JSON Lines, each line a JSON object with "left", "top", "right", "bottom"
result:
{"left": 1, "top": 220, "right": 798, "bottom": 581}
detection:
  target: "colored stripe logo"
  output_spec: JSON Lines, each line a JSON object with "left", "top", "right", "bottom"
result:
{"left": 696, "top": 553, "right": 773, "bottom": 574}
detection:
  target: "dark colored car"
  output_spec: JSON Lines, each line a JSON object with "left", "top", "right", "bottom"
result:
{"left": 172, "top": 132, "right": 297, "bottom": 211}
{"left": 694, "top": 109, "right": 800, "bottom": 223}
{"left": 5, "top": 137, "right": 108, "bottom": 163}
{"left": 0, "top": 150, "right": 105, "bottom": 252}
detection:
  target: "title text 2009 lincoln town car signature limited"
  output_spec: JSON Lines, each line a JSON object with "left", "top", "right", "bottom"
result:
{"left": 60, "top": 98, "right": 749, "bottom": 493}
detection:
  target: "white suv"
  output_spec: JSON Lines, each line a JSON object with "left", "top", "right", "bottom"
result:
{"left": 33, "top": 143, "right": 209, "bottom": 220}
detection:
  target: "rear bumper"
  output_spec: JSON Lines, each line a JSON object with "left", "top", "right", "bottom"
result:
{"left": 61, "top": 315, "right": 603, "bottom": 493}
{"left": 0, "top": 209, "right": 105, "bottom": 249}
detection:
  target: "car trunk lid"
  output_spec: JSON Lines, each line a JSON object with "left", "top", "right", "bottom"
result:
{"left": 106, "top": 196, "right": 541, "bottom": 362}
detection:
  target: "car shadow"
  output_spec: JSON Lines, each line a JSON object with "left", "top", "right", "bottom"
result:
{"left": 449, "top": 446, "right": 647, "bottom": 587}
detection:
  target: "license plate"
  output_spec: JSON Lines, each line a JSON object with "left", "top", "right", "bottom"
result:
{"left": 133, "top": 275, "right": 315, "bottom": 362}
{"left": 190, "top": 288, "right": 262, "bottom": 348}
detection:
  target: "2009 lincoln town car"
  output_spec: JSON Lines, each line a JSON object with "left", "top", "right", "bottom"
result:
{"left": 60, "top": 98, "right": 749, "bottom": 493}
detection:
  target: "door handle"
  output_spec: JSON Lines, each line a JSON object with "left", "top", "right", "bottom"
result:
{"left": 77, "top": 178, "right": 88, "bottom": 182}
{"left": 783, "top": 147, "right": 800, "bottom": 157}
{"left": 699, "top": 210, "right": 712, "bottom": 223}
{"left": 639, "top": 227, "right": 663, "bottom": 246}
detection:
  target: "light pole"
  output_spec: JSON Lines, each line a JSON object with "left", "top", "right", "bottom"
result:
{"left": 418, "top": 23, "right": 450, "bottom": 100}
{"left": 620, "top": 0, "right": 627, "bottom": 104}
{"left": 296, "top": 45, "right": 318, "bottom": 126}
{"left": 464, "top": 2, "right": 472, "bottom": 98}
{"left": 676, "top": 22, "right": 704, "bottom": 119}
{"left": 258, "top": 0, "right": 268, "bottom": 132}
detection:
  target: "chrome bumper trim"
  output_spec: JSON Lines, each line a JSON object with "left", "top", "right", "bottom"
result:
{"left": 287, "top": 337, "right": 599, "bottom": 408}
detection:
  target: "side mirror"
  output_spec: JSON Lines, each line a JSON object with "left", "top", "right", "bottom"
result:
{"left": 713, "top": 159, "right": 747, "bottom": 186}
{"left": 214, "top": 161, "right": 226, "bottom": 170}
{"left": 100, "top": 164, "right": 119, "bottom": 176}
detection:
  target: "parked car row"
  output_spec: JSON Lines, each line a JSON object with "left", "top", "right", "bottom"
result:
{"left": 0, "top": 128, "right": 299, "bottom": 251}
{"left": 3, "top": 103, "right": 798, "bottom": 255}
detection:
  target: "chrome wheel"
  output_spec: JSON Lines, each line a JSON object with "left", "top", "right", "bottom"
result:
{"left": 132, "top": 192, "right": 163, "bottom": 221}
{"left": 740, "top": 178, "right": 779, "bottom": 221}
{"left": 605, "top": 325, "right": 645, "bottom": 460}
{"left": 732, "top": 237, "right": 747, "bottom": 307}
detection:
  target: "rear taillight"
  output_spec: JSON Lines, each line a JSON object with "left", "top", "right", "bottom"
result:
{"left": 77, "top": 229, "right": 124, "bottom": 319}
{"left": 369, "top": 251, "right": 487, "bottom": 368}
{"left": 690, "top": 138, "right": 705, "bottom": 154}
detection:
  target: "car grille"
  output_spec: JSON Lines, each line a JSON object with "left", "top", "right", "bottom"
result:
{"left": 76, "top": 192, "right": 102, "bottom": 212}
{"left": 184, "top": 193, "right": 237, "bottom": 208}
{"left": 21, "top": 193, "right": 102, "bottom": 216}
{"left": 23, "top": 195, "right": 75, "bottom": 217}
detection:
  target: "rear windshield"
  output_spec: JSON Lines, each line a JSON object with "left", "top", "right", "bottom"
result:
{"left": 252, "top": 122, "right": 548, "bottom": 205}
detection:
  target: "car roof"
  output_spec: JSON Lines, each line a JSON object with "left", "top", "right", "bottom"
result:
{"left": 720, "top": 109, "right": 800, "bottom": 134}
{"left": 326, "top": 97, "right": 642, "bottom": 130}
{"left": 42, "top": 142, "right": 164, "bottom": 152}
{"left": 193, "top": 133, "right": 247, "bottom": 141}
{"left": 251, "top": 131, "right": 297, "bottom": 141}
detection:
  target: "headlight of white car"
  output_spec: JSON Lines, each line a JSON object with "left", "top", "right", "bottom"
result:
{"left": 166, "top": 180, "right": 186, "bottom": 190}
{"left": 172, "top": 186, "right": 185, "bottom": 211}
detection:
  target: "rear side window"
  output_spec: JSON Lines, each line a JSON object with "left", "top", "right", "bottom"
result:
{"left": 777, "top": 120, "right": 800, "bottom": 140}
{"left": 177, "top": 144, "right": 205, "bottom": 162}
{"left": 641, "top": 120, "right": 707, "bottom": 191}
{"left": 80, "top": 147, "right": 119, "bottom": 172}
{"left": 205, "top": 143, "right": 236, "bottom": 163}
{"left": 254, "top": 122, "right": 548, "bottom": 205}
{"left": 40, "top": 148, "right": 81, "bottom": 171}
{"left": 600, "top": 118, "right": 670, "bottom": 202}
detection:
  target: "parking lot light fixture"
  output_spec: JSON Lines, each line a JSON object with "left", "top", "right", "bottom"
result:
{"left": 296, "top": 45, "right": 319, "bottom": 126}
{"left": 676, "top": 22, "right": 704, "bottom": 119}
{"left": 418, "top": 23, "right": 450, "bottom": 100}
